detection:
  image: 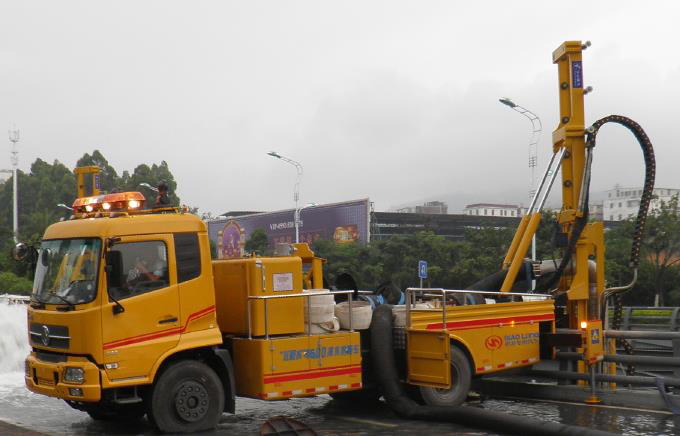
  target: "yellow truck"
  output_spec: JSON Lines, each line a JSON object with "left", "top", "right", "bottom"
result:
{"left": 18, "top": 179, "right": 601, "bottom": 433}
{"left": 18, "top": 40, "right": 610, "bottom": 433}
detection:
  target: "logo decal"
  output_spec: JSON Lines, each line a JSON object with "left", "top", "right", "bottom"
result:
{"left": 591, "top": 328, "right": 600, "bottom": 345}
{"left": 41, "top": 325, "right": 50, "bottom": 346}
{"left": 485, "top": 335, "right": 503, "bottom": 350}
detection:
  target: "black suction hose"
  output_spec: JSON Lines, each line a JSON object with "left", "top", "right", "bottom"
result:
{"left": 370, "top": 305, "right": 615, "bottom": 436}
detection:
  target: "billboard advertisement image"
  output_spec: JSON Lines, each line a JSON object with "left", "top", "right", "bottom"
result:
{"left": 207, "top": 199, "right": 370, "bottom": 259}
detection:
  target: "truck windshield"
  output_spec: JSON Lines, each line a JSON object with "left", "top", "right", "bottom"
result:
{"left": 32, "top": 238, "right": 101, "bottom": 305}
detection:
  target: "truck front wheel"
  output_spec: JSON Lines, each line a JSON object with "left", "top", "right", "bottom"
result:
{"left": 149, "top": 360, "right": 225, "bottom": 433}
{"left": 418, "top": 346, "right": 471, "bottom": 407}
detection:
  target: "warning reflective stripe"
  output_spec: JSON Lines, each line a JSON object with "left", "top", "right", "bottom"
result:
{"left": 261, "top": 382, "right": 362, "bottom": 400}
{"left": 263, "top": 364, "right": 361, "bottom": 384}
{"left": 425, "top": 313, "right": 554, "bottom": 331}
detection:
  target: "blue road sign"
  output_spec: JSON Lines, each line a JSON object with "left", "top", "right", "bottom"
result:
{"left": 418, "top": 260, "right": 428, "bottom": 279}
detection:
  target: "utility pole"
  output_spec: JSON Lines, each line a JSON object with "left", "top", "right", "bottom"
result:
{"left": 8, "top": 127, "right": 20, "bottom": 243}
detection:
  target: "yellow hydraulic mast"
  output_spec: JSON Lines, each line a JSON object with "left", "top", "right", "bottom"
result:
{"left": 552, "top": 41, "right": 605, "bottom": 337}
{"left": 500, "top": 41, "right": 605, "bottom": 339}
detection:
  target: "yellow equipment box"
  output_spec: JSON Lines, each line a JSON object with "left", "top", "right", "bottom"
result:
{"left": 584, "top": 320, "right": 604, "bottom": 365}
{"left": 231, "top": 332, "right": 362, "bottom": 400}
{"left": 213, "top": 257, "right": 304, "bottom": 336}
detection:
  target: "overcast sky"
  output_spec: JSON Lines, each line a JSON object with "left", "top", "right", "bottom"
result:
{"left": 1, "top": 1, "right": 679, "bottom": 214}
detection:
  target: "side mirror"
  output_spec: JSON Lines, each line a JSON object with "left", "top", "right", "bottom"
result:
{"left": 12, "top": 243, "right": 30, "bottom": 261}
{"left": 105, "top": 251, "right": 124, "bottom": 289}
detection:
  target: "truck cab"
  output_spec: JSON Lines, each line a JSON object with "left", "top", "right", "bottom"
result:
{"left": 24, "top": 191, "right": 232, "bottom": 430}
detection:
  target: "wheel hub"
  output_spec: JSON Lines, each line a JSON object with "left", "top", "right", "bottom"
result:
{"left": 174, "top": 381, "right": 209, "bottom": 422}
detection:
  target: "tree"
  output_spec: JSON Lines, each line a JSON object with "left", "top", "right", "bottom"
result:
{"left": 0, "top": 271, "right": 33, "bottom": 295}
{"left": 0, "top": 151, "right": 181, "bottom": 280}
{"left": 245, "top": 229, "right": 270, "bottom": 256}
{"left": 641, "top": 196, "right": 680, "bottom": 306}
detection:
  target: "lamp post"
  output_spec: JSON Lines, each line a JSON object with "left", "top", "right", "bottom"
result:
{"left": 267, "top": 151, "right": 304, "bottom": 242}
{"left": 295, "top": 203, "right": 317, "bottom": 243}
{"left": 499, "top": 98, "right": 542, "bottom": 290}
{"left": 8, "top": 128, "right": 20, "bottom": 243}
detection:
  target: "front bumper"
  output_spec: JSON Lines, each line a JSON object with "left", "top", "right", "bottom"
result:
{"left": 25, "top": 353, "right": 101, "bottom": 402}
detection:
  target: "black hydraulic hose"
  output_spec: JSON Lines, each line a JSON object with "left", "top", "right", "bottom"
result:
{"left": 369, "top": 305, "right": 615, "bottom": 436}
{"left": 587, "top": 115, "right": 656, "bottom": 375}
{"left": 586, "top": 115, "right": 656, "bottom": 269}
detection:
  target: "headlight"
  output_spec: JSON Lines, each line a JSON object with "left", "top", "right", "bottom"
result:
{"left": 63, "top": 367, "right": 85, "bottom": 384}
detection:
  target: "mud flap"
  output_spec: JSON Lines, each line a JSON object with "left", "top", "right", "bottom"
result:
{"left": 407, "top": 329, "right": 450, "bottom": 389}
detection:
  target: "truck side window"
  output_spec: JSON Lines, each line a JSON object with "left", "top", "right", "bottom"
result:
{"left": 109, "top": 241, "right": 169, "bottom": 300}
{"left": 174, "top": 232, "right": 201, "bottom": 283}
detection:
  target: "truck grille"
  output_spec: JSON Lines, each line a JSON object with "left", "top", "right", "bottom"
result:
{"left": 29, "top": 323, "right": 70, "bottom": 349}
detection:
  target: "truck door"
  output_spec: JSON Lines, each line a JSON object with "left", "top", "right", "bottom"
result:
{"left": 101, "top": 234, "right": 180, "bottom": 381}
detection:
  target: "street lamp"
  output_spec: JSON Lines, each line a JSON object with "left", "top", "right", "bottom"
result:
{"left": 267, "top": 151, "right": 304, "bottom": 242}
{"left": 499, "top": 98, "right": 542, "bottom": 290}
{"left": 7, "top": 128, "right": 20, "bottom": 243}
{"left": 295, "top": 202, "right": 317, "bottom": 243}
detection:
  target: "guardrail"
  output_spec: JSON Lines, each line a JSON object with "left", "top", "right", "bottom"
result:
{"left": 608, "top": 307, "right": 680, "bottom": 331}
{"left": 0, "top": 294, "right": 30, "bottom": 305}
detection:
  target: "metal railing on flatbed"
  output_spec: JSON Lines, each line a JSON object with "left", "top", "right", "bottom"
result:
{"left": 404, "top": 288, "right": 553, "bottom": 330}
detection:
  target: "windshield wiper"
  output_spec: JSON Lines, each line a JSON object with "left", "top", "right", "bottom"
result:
{"left": 50, "top": 293, "right": 75, "bottom": 311}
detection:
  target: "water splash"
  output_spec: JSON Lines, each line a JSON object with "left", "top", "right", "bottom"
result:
{"left": 0, "top": 296, "right": 29, "bottom": 374}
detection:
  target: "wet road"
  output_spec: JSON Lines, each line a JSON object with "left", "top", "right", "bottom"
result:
{"left": 2, "top": 370, "right": 680, "bottom": 435}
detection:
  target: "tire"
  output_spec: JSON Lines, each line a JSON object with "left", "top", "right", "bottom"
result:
{"left": 84, "top": 403, "right": 146, "bottom": 421}
{"left": 418, "top": 346, "right": 471, "bottom": 407}
{"left": 148, "top": 360, "right": 225, "bottom": 433}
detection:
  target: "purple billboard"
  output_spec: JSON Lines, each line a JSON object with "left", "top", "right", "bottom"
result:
{"left": 207, "top": 199, "right": 370, "bottom": 259}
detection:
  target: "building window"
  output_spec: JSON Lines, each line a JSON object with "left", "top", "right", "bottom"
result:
{"left": 618, "top": 202, "right": 622, "bottom": 208}
{"left": 618, "top": 214, "right": 622, "bottom": 220}
{"left": 610, "top": 215, "right": 614, "bottom": 220}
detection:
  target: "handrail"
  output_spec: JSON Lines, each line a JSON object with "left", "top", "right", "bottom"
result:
{"left": 406, "top": 287, "right": 553, "bottom": 298}
{"left": 246, "top": 289, "right": 355, "bottom": 339}
{"left": 404, "top": 287, "right": 553, "bottom": 330}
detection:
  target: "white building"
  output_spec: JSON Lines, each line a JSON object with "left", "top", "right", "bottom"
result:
{"left": 602, "top": 186, "right": 680, "bottom": 221}
{"left": 464, "top": 203, "right": 525, "bottom": 218}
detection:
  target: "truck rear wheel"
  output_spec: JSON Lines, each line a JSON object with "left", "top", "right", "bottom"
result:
{"left": 418, "top": 346, "right": 471, "bottom": 407}
{"left": 149, "top": 360, "right": 224, "bottom": 433}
